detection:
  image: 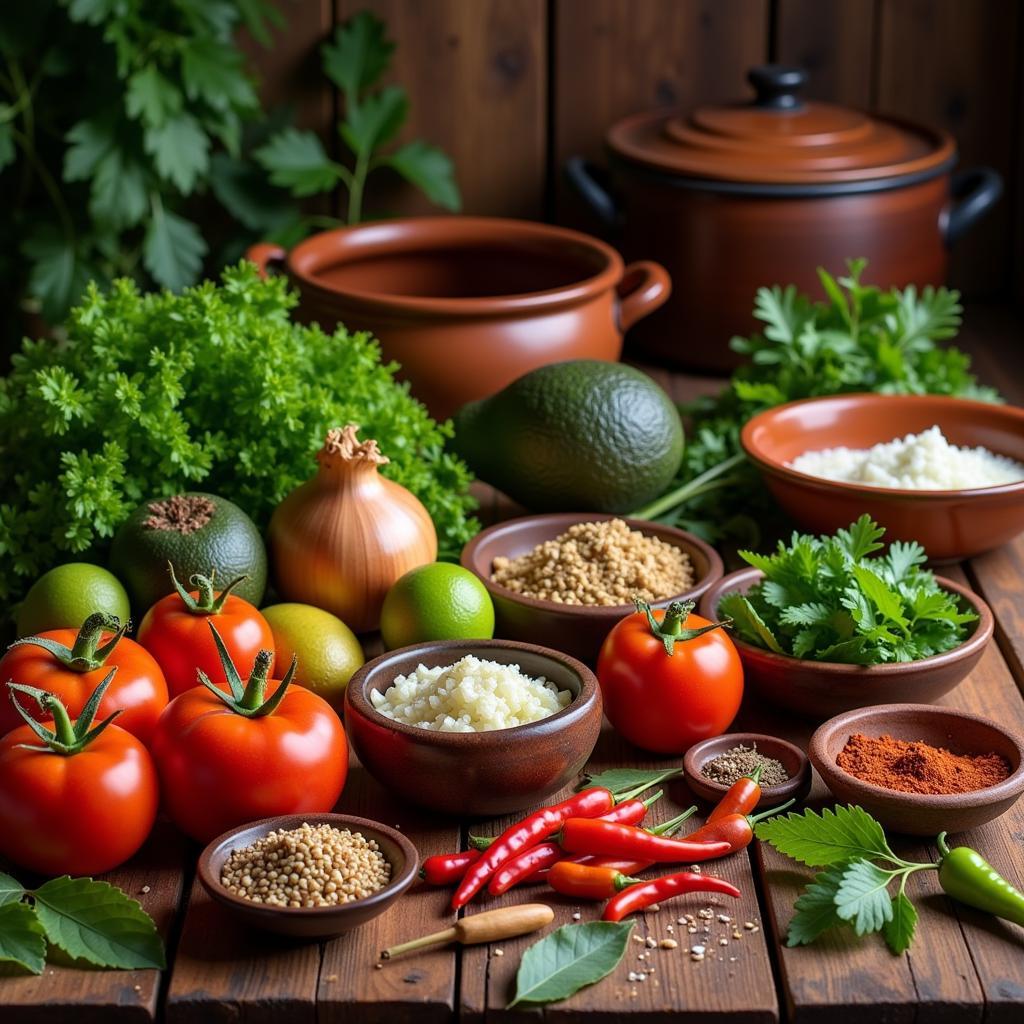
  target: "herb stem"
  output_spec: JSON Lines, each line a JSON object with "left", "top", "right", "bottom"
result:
{"left": 630, "top": 452, "right": 746, "bottom": 521}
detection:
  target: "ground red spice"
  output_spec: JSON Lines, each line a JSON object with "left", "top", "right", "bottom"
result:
{"left": 836, "top": 732, "right": 1011, "bottom": 795}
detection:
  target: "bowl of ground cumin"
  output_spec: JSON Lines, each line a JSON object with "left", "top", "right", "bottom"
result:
{"left": 461, "top": 513, "right": 723, "bottom": 664}
{"left": 810, "top": 704, "right": 1024, "bottom": 835}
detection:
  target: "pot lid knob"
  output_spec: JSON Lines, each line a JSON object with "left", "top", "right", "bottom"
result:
{"left": 748, "top": 64, "right": 807, "bottom": 110}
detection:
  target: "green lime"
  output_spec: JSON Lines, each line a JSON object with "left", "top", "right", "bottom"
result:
{"left": 261, "top": 603, "right": 364, "bottom": 710}
{"left": 380, "top": 563, "right": 495, "bottom": 650}
{"left": 17, "top": 563, "right": 132, "bottom": 637}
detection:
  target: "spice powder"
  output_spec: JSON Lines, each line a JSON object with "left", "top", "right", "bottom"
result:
{"left": 836, "top": 733, "right": 1010, "bottom": 795}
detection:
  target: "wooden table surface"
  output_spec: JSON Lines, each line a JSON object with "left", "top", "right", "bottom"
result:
{"left": 3, "top": 306, "right": 1023, "bottom": 1023}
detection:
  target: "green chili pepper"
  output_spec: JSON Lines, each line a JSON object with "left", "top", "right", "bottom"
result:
{"left": 936, "top": 832, "right": 1024, "bottom": 927}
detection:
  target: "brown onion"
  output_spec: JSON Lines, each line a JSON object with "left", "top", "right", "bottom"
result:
{"left": 268, "top": 425, "right": 437, "bottom": 632}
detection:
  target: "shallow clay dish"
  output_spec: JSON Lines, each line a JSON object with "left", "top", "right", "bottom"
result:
{"left": 699, "top": 568, "right": 992, "bottom": 721}
{"left": 197, "top": 813, "right": 418, "bottom": 938}
{"left": 809, "top": 704, "right": 1024, "bottom": 835}
{"left": 461, "top": 513, "right": 724, "bottom": 665}
{"left": 741, "top": 393, "right": 1024, "bottom": 562}
{"left": 345, "top": 639, "right": 602, "bottom": 816}
{"left": 683, "top": 733, "right": 812, "bottom": 810}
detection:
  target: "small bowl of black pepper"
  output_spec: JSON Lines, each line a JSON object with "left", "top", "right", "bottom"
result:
{"left": 683, "top": 733, "right": 812, "bottom": 811}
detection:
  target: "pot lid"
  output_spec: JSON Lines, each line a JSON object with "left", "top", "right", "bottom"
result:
{"left": 607, "top": 65, "right": 955, "bottom": 185}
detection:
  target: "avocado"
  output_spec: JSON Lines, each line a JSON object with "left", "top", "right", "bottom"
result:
{"left": 452, "top": 361, "right": 684, "bottom": 512}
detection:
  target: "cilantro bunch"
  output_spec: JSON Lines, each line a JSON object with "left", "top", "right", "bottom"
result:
{"left": 756, "top": 805, "right": 939, "bottom": 954}
{"left": 719, "top": 515, "right": 977, "bottom": 665}
{"left": 0, "top": 263, "right": 477, "bottom": 606}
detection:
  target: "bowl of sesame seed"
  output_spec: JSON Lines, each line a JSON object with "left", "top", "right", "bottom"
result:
{"left": 197, "top": 813, "right": 419, "bottom": 938}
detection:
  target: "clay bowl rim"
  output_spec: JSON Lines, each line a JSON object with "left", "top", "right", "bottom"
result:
{"left": 741, "top": 393, "right": 1024, "bottom": 501}
{"left": 196, "top": 812, "right": 419, "bottom": 929}
{"left": 682, "top": 732, "right": 812, "bottom": 804}
{"left": 700, "top": 566, "right": 993, "bottom": 678}
{"left": 345, "top": 637, "right": 601, "bottom": 747}
{"left": 809, "top": 703, "right": 1024, "bottom": 808}
{"left": 461, "top": 513, "right": 725, "bottom": 621}
{"left": 283, "top": 215, "right": 627, "bottom": 317}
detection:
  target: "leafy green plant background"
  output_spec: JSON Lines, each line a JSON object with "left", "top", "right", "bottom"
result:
{"left": 0, "top": 1, "right": 459, "bottom": 348}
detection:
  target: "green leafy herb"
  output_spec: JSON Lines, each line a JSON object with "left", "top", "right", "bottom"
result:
{"left": 508, "top": 921, "right": 633, "bottom": 1007}
{"left": 256, "top": 10, "right": 460, "bottom": 225}
{"left": 756, "top": 804, "right": 938, "bottom": 955}
{"left": 576, "top": 767, "right": 682, "bottom": 796}
{"left": 0, "top": 263, "right": 477, "bottom": 607}
{"left": 0, "top": 872, "right": 162, "bottom": 974}
{"left": 718, "top": 515, "right": 976, "bottom": 665}
{"left": 631, "top": 260, "right": 999, "bottom": 543}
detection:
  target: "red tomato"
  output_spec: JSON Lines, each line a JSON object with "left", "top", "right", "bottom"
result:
{"left": 597, "top": 602, "right": 743, "bottom": 754}
{"left": 0, "top": 709, "right": 159, "bottom": 876}
{"left": 150, "top": 654, "right": 348, "bottom": 842}
{"left": 137, "top": 578, "right": 274, "bottom": 698}
{"left": 0, "top": 616, "right": 168, "bottom": 743}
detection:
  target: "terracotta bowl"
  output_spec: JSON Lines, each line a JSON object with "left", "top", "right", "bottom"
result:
{"left": 809, "top": 704, "right": 1024, "bottom": 835}
{"left": 247, "top": 217, "right": 670, "bottom": 420}
{"left": 683, "top": 733, "right": 812, "bottom": 811}
{"left": 461, "top": 513, "right": 724, "bottom": 665}
{"left": 344, "top": 639, "right": 603, "bottom": 816}
{"left": 699, "top": 568, "right": 992, "bottom": 721}
{"left": 197, "top": 813, "right": 418, "bottom": 938}
{"left": 740, "top": 393, "right": 1024, "bottom": 561}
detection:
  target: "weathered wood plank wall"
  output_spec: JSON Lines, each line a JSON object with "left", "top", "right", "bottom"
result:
{"left": 254, "top": 0, "right": 1024, "bottom": 300}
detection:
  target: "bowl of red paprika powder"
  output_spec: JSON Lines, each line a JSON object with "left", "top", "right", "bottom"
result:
{"left": 809, "top": 704, "right": 1024, "bottom": 835}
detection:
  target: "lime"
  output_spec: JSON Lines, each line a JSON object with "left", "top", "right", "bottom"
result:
{"left": 17, "top": 563, "right": 132, "bottom": 637}
{"left": 380, "top": 563, "right": 495, "bottom": 650}
{"left": 261, "top": 603, "right": 364, "bottom": 710}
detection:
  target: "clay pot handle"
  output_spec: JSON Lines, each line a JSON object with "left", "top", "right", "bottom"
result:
{"left": 944, "top": 168, "right": 1003, "bottom": 246}
{"left": 617, "top": 261, "right": 671, "bottom": 332}
{"left": 246, "top": 242, "right": 287, "bottom": 279}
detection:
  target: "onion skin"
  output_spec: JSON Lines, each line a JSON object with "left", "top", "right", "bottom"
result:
{"left": 268, "top": 426, "right": 437, "bottom": 632}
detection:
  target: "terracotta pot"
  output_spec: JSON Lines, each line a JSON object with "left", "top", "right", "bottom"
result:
{"left": 247, "top": 217, "right": 669, "bottom": 420}
{"left": 567, "top": 64, "right": 1002, "bottom": 372}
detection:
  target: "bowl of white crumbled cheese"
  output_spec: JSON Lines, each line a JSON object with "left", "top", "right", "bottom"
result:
{"left": 345, "top": 639, "right": 602, "bottom": 815}
{"left": 741, "top": 393, "right": 1024, "bottom": 561}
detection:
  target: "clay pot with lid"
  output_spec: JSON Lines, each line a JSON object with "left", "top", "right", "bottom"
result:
{"left": 247, "top": 217, "right": 670, "bottom": 420}
{"left": 567, "top": 64, "right": 1002, "bottom": 372}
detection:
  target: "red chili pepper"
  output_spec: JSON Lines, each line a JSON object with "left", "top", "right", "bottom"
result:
{"left": 600, "top": 788, "right": 662, "bottom": 827}
{"left": 548, "top": 861, "right": 642, "bottom": 901}
{"left": 707, "top": 765, "right": 763, "bottom": 823}
{"left": 682, "top": 799, "right": 794, "bottom": 854}
{"left": 452, "top": 787, "right": 615, "bottom": 909}
{"left": 603, "top": 870, "right": 741, "bottom": 921}
{"left": 488, "top": 842, "right": 562, "bottom": 895}
{"left": 419, "top": 849, "right": 481, "bottom": 885}
{"left": 559, "top": 818, "right": 731, "bottom": 863}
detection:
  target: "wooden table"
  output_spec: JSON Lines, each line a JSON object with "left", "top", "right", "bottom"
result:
{"left": 4, "top": 307, "right": 1023, "bottom": 1023}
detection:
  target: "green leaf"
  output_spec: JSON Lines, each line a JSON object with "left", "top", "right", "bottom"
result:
{"left": 125, "top": 66, "right": 182, "bottom": 127}
{"left": 0, "top": 120, "right": 15, "bottom": 170}
{"left": 22, "top": 225, "right": 94, "bottom": 323}
{"left": 235, "top": 0, "right": 285, "bottom": 46}
{"left": 33, "top": 876, "right": 165, "bottom": 970}
{"left": 833, "top": 860, "right": 894, "bottom": 935}
{"left": 850, "top": 564, "right": 908, "bottom": 632}
{"left": 755, "top": 805, "right": 897, "bottom": 868}
{"left": 508, "top": 921, "right": 633, "bottom": 1007}
{"left": 577, "top": 766, "right": 681, "bottom": 795}
{"left": 208, "top": 153, "right": 301, "bottom": 234}
{"left": 0, "top": 872, "right": 26, "bottom": 907}
{"left": 384, "top": 140, "right": 461, "bottom": 211}
{"left": 718, "top": 593, "right": 785, "bottom": 654}
{"left": 144, "top": 206, "right": 206, "bottom": 292}
{"left": 341, "top": 85, "right": 408, "bottom": 156}
{"left": 90, "top": 148, "right": 148, "bottom": 229}
{"left": 144, "top": 114, "right": 209, "bottom": 193}
{"left": 64, "top": 117, "right": 113, "bottom": 181}
{"left": 882, "top": 890, "right": 918, "bottom": 955}
{"left": 836, "top": 514, "right": 886, "bottom": 561}
{"left": 0, "top": 902, "right": 46, "bottom": 974}
{"left": 182, "top": 39, "right": 257, "bottom": 111}
{"left": 254, "top": 128, "right": 345, "bottom": 197}
{"left": 786, "top": 865, "right": 846, "bottom": 946}
{"left": 323, "top": 11, "right": 393, "bottom": 102}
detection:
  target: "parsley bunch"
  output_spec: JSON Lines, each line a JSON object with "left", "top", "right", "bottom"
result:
{"left": 719, "top": 516, "right": 977, "bottom": 665}
{"left": 0, "top": 263, "right": 477, "bottom": 607}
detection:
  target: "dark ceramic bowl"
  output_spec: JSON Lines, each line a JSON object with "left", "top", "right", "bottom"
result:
{"left": 809, "top": 704, "right": 1024, "bottom": 835}
{"left": 344, "top": 639, "right": 603, "bottom": 816}
{"left": 741, "top": 393, "right": 1024, "bottom": 562}
{"left": 461, "top": 513, "right": 724, "bottom": 665}
{"left": 197, "top": 813, "right": 418, "bottom": 938}
{"left": 699, "top": 568, "right": 992, "bottom": 721}
{"left": 683, "top": 732, "right": 812, "bottom": 810}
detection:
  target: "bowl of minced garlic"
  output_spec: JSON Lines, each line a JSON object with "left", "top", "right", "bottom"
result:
{"left": 198, "top": 814, "right": 419, "bottom": 937}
